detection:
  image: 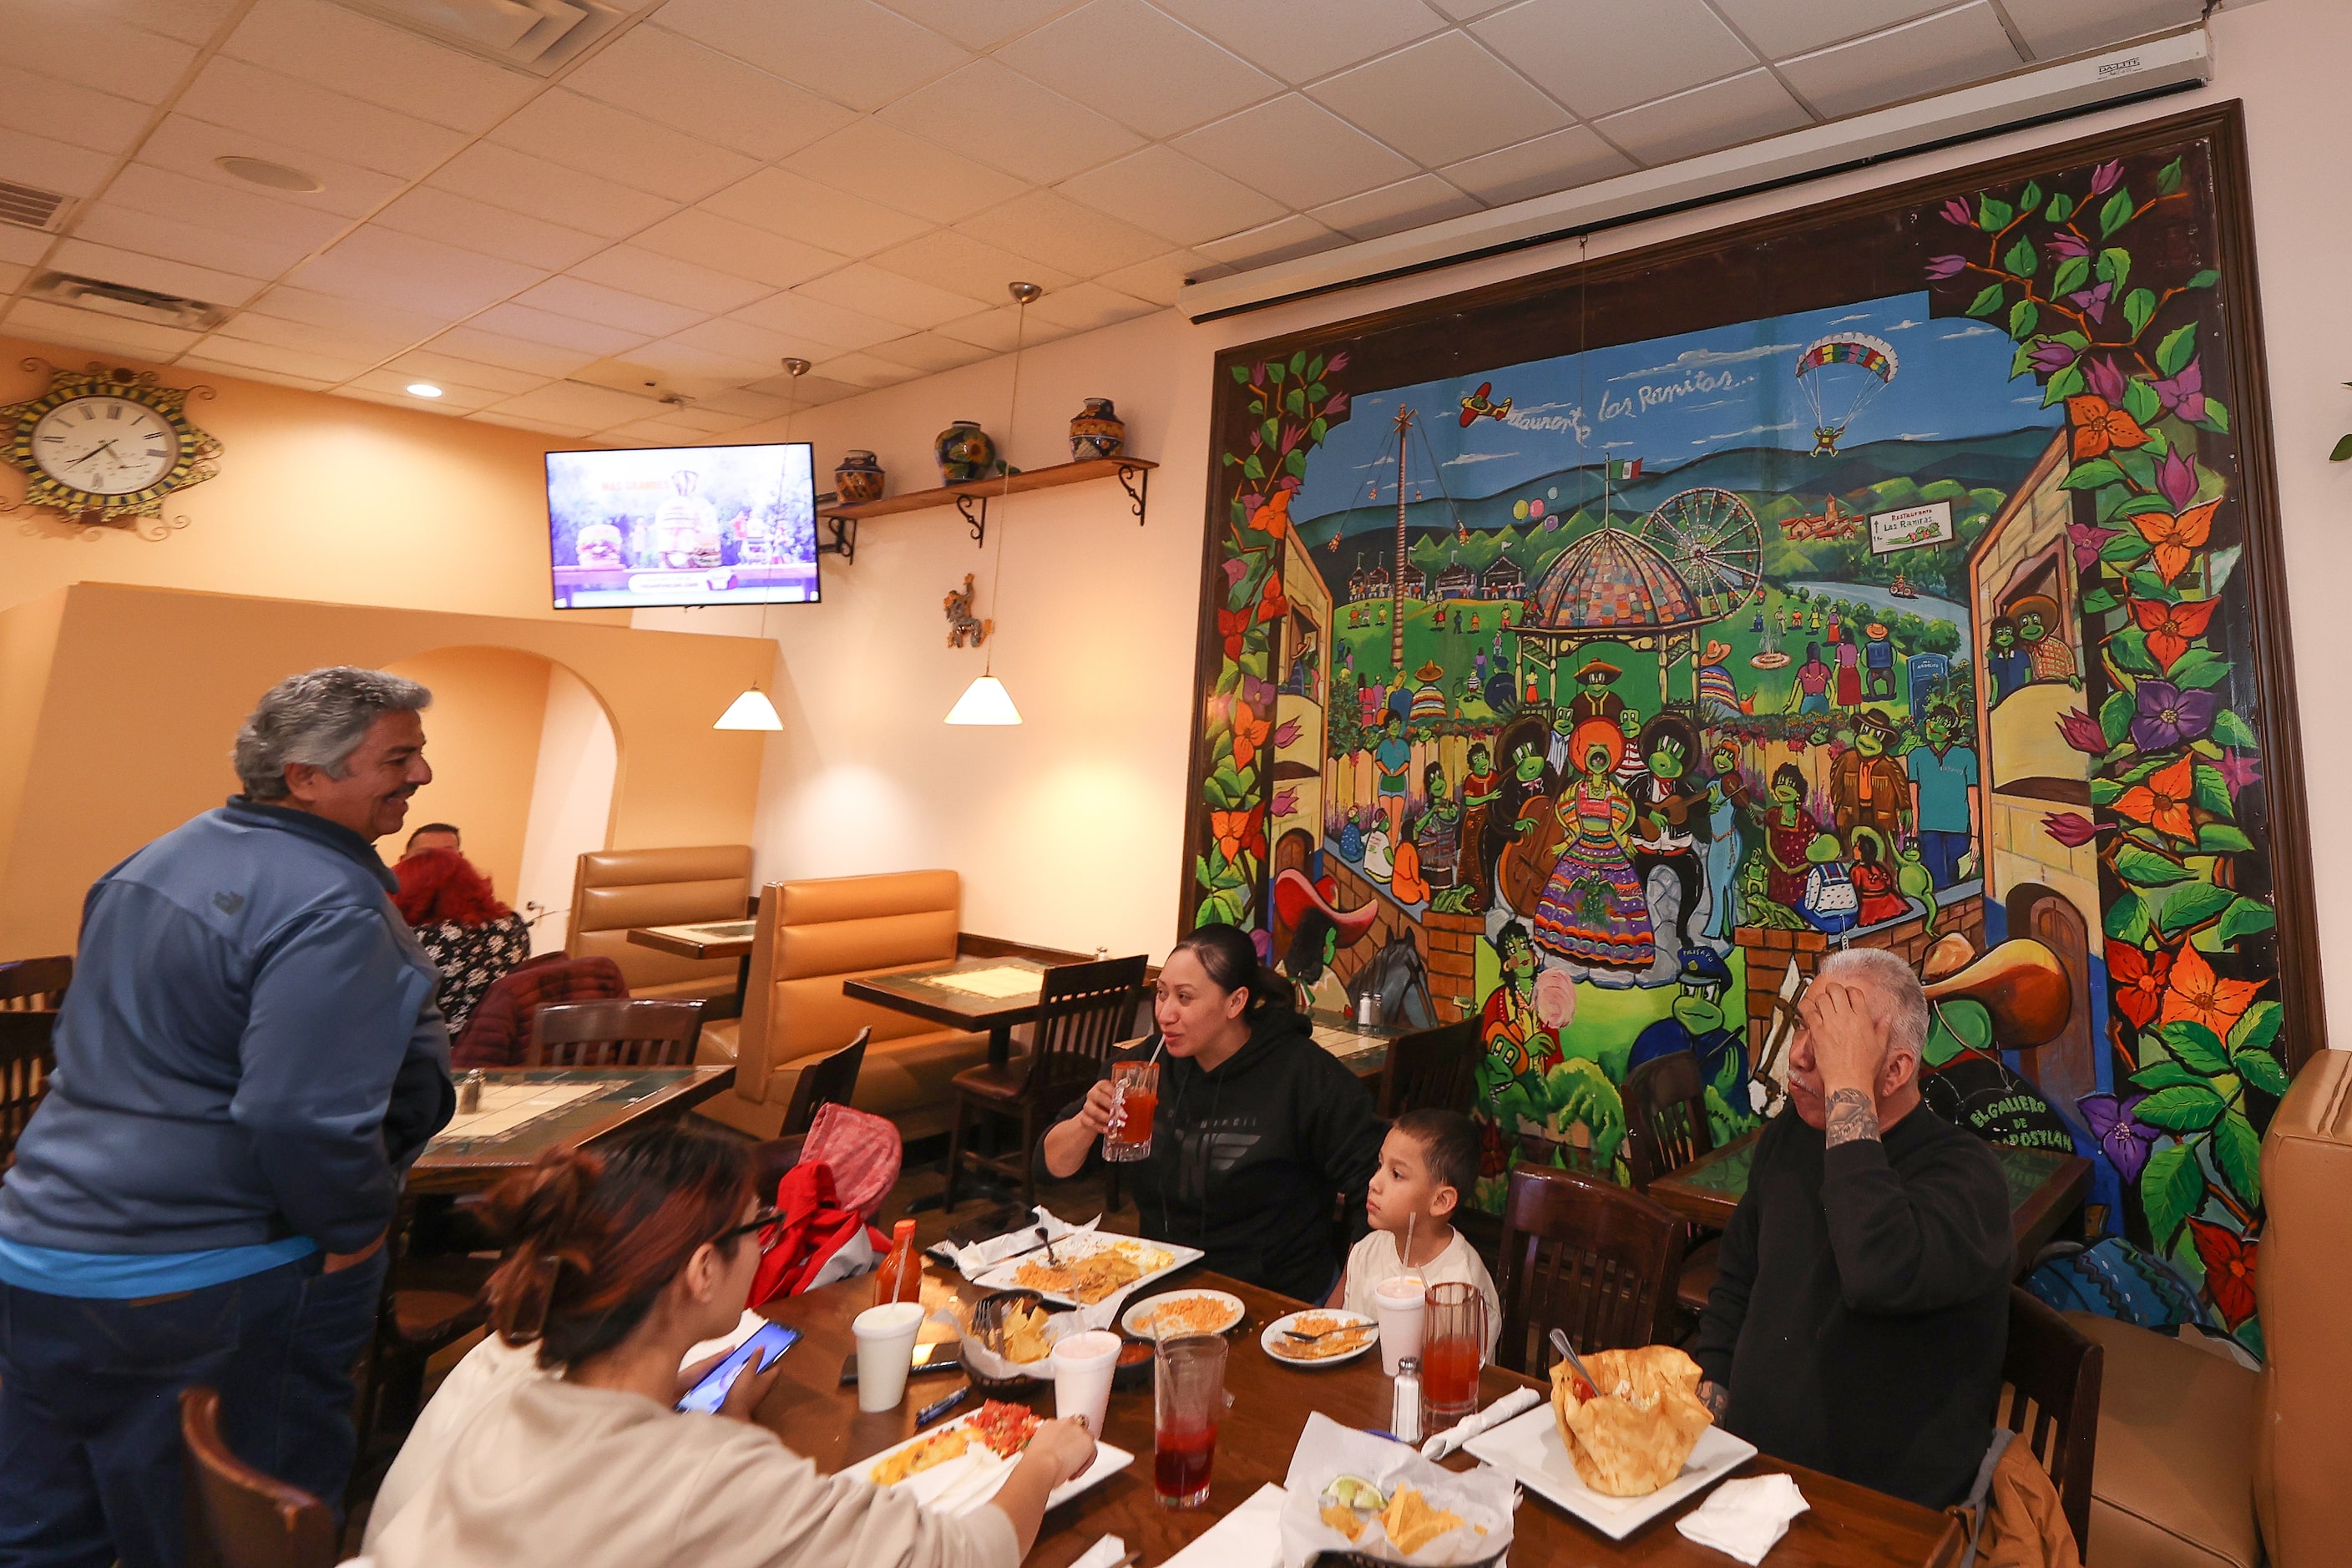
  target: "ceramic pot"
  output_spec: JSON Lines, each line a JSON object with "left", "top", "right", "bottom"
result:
{"left": 833, "top": 449, "right": 885, "bottom": 504}
{"left": 1068, "top": 397, "right": 1125, "bottom": 461}
{"left": 935, "top": 420, "right": 996, "bottom": 484}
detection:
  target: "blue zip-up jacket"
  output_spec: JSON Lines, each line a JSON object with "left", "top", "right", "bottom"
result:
{"left": 0, "top": 798, "right": 455, "bottom": 1256}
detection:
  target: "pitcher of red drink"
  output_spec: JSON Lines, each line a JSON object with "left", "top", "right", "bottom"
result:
{"left": 1103, "top": 1060, "right": 1159, "bottom": 1164}
{"left": 1152, "top": 1332, "right": 1224, "bottom": 1508}
{"left": 1420, "top": 1281, "right": 1487, "bottom": 1425}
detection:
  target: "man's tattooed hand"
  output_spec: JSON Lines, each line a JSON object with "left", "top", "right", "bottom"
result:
{"left": 1696, "top": 1379, "right": 1730, "bottom": 1420}
{"left": 1823, "top": 1086, "right": 1880, "bottom": 1148}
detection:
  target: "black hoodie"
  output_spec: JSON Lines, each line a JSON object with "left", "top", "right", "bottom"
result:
{"left": 1039, "top": 1008, "right": 1385, "bottom": 1303}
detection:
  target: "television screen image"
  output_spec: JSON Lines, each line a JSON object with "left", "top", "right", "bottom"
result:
{"left": 547, "top": 442, "right": 818, "bottom": 609}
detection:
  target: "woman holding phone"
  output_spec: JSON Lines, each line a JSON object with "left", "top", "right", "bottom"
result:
{"left": 367, "top": 1122, "right": 1094, "bottom": 1567}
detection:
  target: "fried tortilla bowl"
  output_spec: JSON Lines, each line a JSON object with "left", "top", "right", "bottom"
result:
{"left": 1548, "top": 1346, "right": 1714, "bottom": 1497}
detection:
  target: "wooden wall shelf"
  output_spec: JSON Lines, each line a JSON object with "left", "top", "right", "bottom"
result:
{"left": 817, "top": 457, "right": 1155, "bottom": 558}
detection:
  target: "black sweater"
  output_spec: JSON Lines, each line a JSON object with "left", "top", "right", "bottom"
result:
{"left": 1693, "top": 1101, "right": 2013, "bottom": 1510}
{"left": 1039, "top": 1009, "right": 1384, "bottom": 1303}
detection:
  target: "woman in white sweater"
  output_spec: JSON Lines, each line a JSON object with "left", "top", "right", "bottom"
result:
{"left": 365, "top": 1125, "right": 1094, "bottom": 1567}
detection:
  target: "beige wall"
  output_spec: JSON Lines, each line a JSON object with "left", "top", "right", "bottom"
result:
{"left": 380, "top": 645, "right": 556, "bottom": 901}
{"left": 0, "top": 584, "right": 771, "bottom": 956}
{"left": 514, "top": 664, "right": 620, "bottom": 953}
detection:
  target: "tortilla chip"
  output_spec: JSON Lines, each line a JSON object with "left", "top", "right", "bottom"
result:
{"left": 1379, "top": 1485, "right": 1467, "bottom": 1556}
{"left": 999, "top": 1303, "right": 1055, "bottom": 1363}
{"left": 1547, "top": 1345, "right": 1713, "bottom": 1498}
{"left": 1321, "top": 1504, "right": 1366, "bottom": 1541}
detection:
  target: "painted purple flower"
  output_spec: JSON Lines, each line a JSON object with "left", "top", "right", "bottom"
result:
{"left": 2041, "top": 812, "right": 2100, "bottom": 849}
{"left": 1941, "top": 198, "right": 1975, "bottom": 226}
{"left": 1272, "top": 717, "right": 1302, "bottom": 749}
{"left": 2028, "top": 340, "right": 2079, "bottom": 376}
{"left": 2132, "top": 680, "right": 2218, "bottom": 751}
{"left": 2157, "top": 447, "right": 2198, "bottom": 511}
{"left": 1325, "top": 352, "right": 1350, "bottom": 377}
{"left": 2151, "top": 357, "right": 2208, "bottom": 423}
{"left": 2082, "top": 356, "right": 2128, "bottom": 404}
{"left": 2081, "top": 1091, "right": 2157, "bottom": 1184}
{"left": 1239, "top": 673, "right": 1274, "bottom": 716}
{"left": 1270, "top": 786, "right": 1299, "bottom": 817}
{"left": 2067, "top": 281, "right": 2113, "bottom": 324}
{"left": 1324, "top": 391, "right": 1350, "bottom": 422}
{"left": 2067, "top": 519, "right": 2120, "bottom": 574}
{"left": 2056, "top": 707, "right": 2105, "bottom": 754}
{"left": 1222, "top": 557, "right": 1249, "bottom": 589}
{"left": 2047, "top": 232, "right": 2092, "bottom": 260}
{"left": 1926, "top": 254, "right": 1968, "bottom": 279}
{"left": 2089, "top": 159, "right": 2125, "bottom": 197}
{"left": 2219, "top": 748, "right": 2263, "bottom": 797}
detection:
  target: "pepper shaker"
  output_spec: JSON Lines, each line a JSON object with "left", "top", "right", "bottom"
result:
{"left": 458, "top": 1070, "right": 484, "bottom": 1115}
{"left": 1391, "top": 1355, "right": 1424, "bottom": 1446}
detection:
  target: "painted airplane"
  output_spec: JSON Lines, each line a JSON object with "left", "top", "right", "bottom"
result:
{"left": 1458, "top": 382, "right": 1512, "bottom": 426}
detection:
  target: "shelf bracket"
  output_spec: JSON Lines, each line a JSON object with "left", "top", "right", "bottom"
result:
{"left": 1114, "top": 462, "right": 1150, "bottom": 525}
{"left": 817, "top": 514, "right": 858, "bottom": 564}
{"left": 953, "top": 492, "right": 987, "bottom": 548}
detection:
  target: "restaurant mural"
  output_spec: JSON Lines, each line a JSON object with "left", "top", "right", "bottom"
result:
{"left": 1181, "top": 108, "right": 2310, "bottom": 1358}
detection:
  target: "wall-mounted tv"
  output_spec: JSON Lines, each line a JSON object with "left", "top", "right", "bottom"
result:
{"left": 547, "top": 441, "right": 817, "bottom": 610}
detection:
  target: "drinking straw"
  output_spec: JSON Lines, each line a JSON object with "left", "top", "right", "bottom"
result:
{"left": 1404, "top": 1213, "right": 1415, "bottom": 1271}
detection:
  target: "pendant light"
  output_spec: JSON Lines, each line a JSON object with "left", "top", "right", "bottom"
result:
{"left": 946, "top": 283, "right": 1039, "bottom": 726}
{"left": 713, "top": 357, "right": 809, "bottom": 732}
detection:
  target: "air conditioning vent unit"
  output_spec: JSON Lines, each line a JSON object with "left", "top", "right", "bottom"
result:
{"left": 28, "top": 271, "right": 229, "bottom": 331}
{"left": 330, "top": 0, "right": 645, "bottom": 76}
{"left": 0, "top": 178, "right": 73, "bottom": 233}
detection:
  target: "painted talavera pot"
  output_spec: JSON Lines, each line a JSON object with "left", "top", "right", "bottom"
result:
{"left": 1068, "top": 397, "right": 1125, "bottom": 461}
{"left": 935, "top": 420, "right": 996, "bottom": 484}
{"left": 833, "top": 449, "right": 885, "bottom": 503}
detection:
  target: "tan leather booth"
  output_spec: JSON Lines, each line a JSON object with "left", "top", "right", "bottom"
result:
{"left": 569, "top": 845, "right": 753, "bottom": 1001}
{"left": 2075, "top": 1047, "right": 2351, "bottom": 1568}
{"left": 695, "top": 870, "right": 986, "bottom": 1141}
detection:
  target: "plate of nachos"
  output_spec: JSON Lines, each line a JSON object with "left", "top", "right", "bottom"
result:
{"left": 971, "top": 1233, "right": 1196, "bottom": 1307}
{"left": 1120, "top": 1288, "right": 1246, "bottom": 1340}
{"left": 1260, "top": 1308, "right": 1378, "bottom": 1366}
{"left": 862, "top": 1399, "right": 1130, "bottom": 1515}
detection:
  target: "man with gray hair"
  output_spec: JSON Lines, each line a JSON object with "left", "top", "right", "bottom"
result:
{"left": 0, "top": 667, "right": 455, "bottom": 1566}
{"left": 1692, "top": 945, "right": 2012, "bottom": 1512}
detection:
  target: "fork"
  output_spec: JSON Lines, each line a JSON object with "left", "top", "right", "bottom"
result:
{"left": 1283, "top": 1322, "right": 1373, "bottom": 1343}
{"left": 1036, "top": 1225, "right": 1061, "bottom": 1267}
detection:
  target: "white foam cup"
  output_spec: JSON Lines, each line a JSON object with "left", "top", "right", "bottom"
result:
{"left": 1050, "top": 1329, "right": 1122, "bottom": 1439}
{"left": 852, "top": 1301, "right": 927, "bottom": 1413}
{"left": 1373, "top": 1274, "right": 1427, "bottom": 1376}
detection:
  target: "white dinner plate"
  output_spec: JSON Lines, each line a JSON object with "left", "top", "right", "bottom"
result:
{"left": 1121, "top": 1288, "right": 1246, "bottom": 1340}
{"left": 858, "top": 1411, "right": 1132, "bottom": 1516}
{"left": 971, "top": 1233, "right": 1203, "bottom": 1308}
{"left": 1258, "top": 1308, "right": 1378, "bottom": 1368}
{"left": 1460, "top": 1405, "right": 1757, "bottom": 1540}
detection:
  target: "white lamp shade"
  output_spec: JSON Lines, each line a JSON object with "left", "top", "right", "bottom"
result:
{"left": 713, "top": 687, "right": 783, "bottom": 731}
{"left": 945, "top": 675, "right": 1021, "bottom": 726}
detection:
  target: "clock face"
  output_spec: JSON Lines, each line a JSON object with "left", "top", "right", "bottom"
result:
{"left": 31, "top": 396, "right": 181, "bottom": 497}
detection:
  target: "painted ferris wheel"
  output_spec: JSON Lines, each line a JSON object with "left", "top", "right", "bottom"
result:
{"left": 1636, "top": 486, "right": 1764, "bottom": 615}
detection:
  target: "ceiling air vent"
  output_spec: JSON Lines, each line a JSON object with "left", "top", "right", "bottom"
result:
{"left": 0, "top": 178, "right": 72, "bottom": 233}
{"left": 28, "top": 271, "right": 229, "bottom": 331}
{"left": 331, "top": 0, "right": 640, "bottom": 76}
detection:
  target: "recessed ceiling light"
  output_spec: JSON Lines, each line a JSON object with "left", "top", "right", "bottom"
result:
{"left": 406, "top": 382, "right": 443, "bottom": 397}
{"left": 215, "top": 155, "right": 323, "bottom": 193}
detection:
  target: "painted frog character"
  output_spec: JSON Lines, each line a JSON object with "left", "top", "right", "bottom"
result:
{"left": 1629, "top": 947, "right": 1750, "bottom": 1138}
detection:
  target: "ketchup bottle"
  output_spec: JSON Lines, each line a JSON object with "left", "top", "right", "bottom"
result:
{"left": 875, "top": 1218, "right": 923, "bottom": 1305}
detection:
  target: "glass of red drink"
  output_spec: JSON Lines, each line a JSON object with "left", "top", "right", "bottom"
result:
{"left": 1152, "top": 1333, "right": 1225, "bottom": 1508}
{"left": 1103, "top": 1060, "right": 1160, "bottom": 1164}
{"left": 1420, "top": 1282, "right": 1487, "bottom": 1424}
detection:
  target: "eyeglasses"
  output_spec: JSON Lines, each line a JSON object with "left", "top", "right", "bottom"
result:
{"left": 711, "top": 1206, "right": 782, "bottom": 1246}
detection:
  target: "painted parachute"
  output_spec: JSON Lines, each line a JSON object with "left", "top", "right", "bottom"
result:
{"left": 1794, "top": 331, "right": 1898, "bottom": 455}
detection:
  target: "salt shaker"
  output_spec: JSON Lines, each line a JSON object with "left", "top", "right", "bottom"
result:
{"left": 1357, "top": 991, "right": 1377, "bottom": 1030}
{"left": 1390, "top": 1355, "right": 1424, "bottom": 1445}
{"left": 458, "top": 1070, "right": 484, "bottom": 1115}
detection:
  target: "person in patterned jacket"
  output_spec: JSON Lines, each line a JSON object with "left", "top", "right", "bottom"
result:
{"left": 392, "top": 845, "right": 532, "bottom": 1037}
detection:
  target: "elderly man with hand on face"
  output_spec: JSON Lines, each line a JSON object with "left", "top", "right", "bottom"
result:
{"left": 1692, "top": 947, "right": 2012, "bottom": 1511}
{"left": 0, "top": 667, "right": 455, "bottom": 1568}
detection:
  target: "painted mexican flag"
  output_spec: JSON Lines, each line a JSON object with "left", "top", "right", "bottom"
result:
{"left": 1606, "top": 457, "right": 1643, "bottom": 480}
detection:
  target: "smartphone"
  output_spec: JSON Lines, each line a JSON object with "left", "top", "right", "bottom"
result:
{"left": 677, "top": 1322, "right": 799, "bottom": 1414}
{"left": 839, "top": 1340, "right": 962, "bottom": 1386}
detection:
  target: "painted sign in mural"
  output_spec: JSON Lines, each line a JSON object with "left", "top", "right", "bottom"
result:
{"left": 1183, "top": 109, "right": 2308, "bottom": 1357}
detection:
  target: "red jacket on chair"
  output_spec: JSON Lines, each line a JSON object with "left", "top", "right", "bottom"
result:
{"left": 449, "top": 954, "right": 626, "bottom": 1069}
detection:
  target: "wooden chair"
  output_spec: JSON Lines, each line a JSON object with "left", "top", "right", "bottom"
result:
{"left": 1495, "top": 1164, "right": 1685, "bottom": 1374}
{"left": 180, "top": 1386, "right": 339, "bottom": 1568}
{"left": 1378, "top": 1018, "right": 1479, "bottom": 1118}
{"left": 527, "top": 997, "right": 708, "bottom": 1068}
{"left": 943, "top": 955, "right": 1146, "bottom": 1211}
{"left": 781, "top": 1028, "right": 870, "bottom": 1137}
{"left": 0, "top": 955, "right": 69, "bottom": 1009}
{"left": 0, "top": 1009, "right": 58, "bottom": 1168}
{"left": 1620, "top": 1051, "right": 1722, "bottom": 1316}
{"left": 1999, "top": 1286, "right": 2104, "bottom": 1557}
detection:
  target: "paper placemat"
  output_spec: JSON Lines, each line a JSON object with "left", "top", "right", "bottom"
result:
{"left": 923, "top": 965, "right": 1042, "bottom": 999}
{"left": 430, "top": 1079, "right": 621, "bottom": 1144}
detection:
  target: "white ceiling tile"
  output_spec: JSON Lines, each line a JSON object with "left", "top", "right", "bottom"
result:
{"left": 1474, "top": 0, "right": 1756, "bottom": 119}
{"left": 1026, "top": 279, "right": 1156, "bottom": 331}
{"left": 468, "top": 301, "right": 654, "bottom": 357}
{"left": 810, "top": 352, "right": 924, "bottom": 390}
{"left": 953, "top": 189, "right": 1168, "bottom": 276}
{"left": 749, "top": 371, "right": 864, "bottom": 407}
{"left": 657, "top": 0, "right": 972, "bottom": 113}
{"left": 515, "top": 276, "right": 709, "bottom": 337}
{"left": 0, "top": 62, "right": 153, "bottom": 156}
{"left": 428, "top": 144, "right": 679, "bottom": 239}
{"left": 727, "top": 291, "right": 907, "bottom": 352}
{"left": 6, "top": 5, "right": 197, "bottom": 100}
{"left": 701, "top": 167, "right": 936, "bottom": 255}
{"left": 175, "top": 357, "right": 336, "bottom": 391}
{"left": 89, "top": 0, "right": 236, "bottom": 47}
{"left": 1308, "top": 174, "right": 1483, "bottom": 240}
{"left": 1707, "top": 0, "right": 1953, "bottom": 58}
{"left": 73, "top": 204, "right": 316, "bottom": 281}
{"left": 1174, "top": 95, "right": 1419, "bottom": 210}
{"left": 867, "top": 230, "right": 1075, "bottom": 304}
{"left": 1195, "top": 214, "right": 1345, "bottom": 267}
{"left": 0, "top": 227, "right": 48, "bottom": 266}
{"left": 1440, "top": 125, "right": 1636, "bottom": 203}
{"left": 932, "top": 301, "right": 1078, "bottom": 352}
{"left": 468, "top": 408, "right": 597, "bottom": 438}
{"left": 100, "top": 164, "right": 347, "bottom": 250}
{"left": 566, "top": 24, "right": 858, "bottom": 160}
{"left": 0, "top": 261, "right": 28, "bottom": 295}
{"left": 1998, "top": 0, "right": 2202, "bottom": 59}
{"left": 47, "top": 238, "right": 264, "bottom": 306}
{"left": 175, "top": 57, "right": 468, "bottom": 179}
{"left": 293, "top": 227, "right": 546, "bottom": 317}
{"left": 863, "top": 331, "right": 996, "bottom": 373}
{"left": 345, "top": 367, "right": 503, "bottom": 408}
{"left": 3, "top": 297, "right": 203, "bottom": 359}
{"left": 675, "top": 314, "right": 848, "bottom": 371}
{"left": 568, "top": 246, "right": 774, "bottom": 316}
{"left": 783, "top": 123, "right": 1030, "bottom": 224}
{"left": 604, "top": 415, "right": 715, "bottom": 443}
{"left": 1591, "top": 68, "right": 1810, "bottom": 164}
{"left": 794, "top": 262, "right": 980, "bottom": 329}
{"left": 186, "top": 332, "right": 374, "bottom": 382}
{"left": 426, "top": 325, "right": 599, "bottom": 378}
{"left": 613, "top": 339, "right": 776, "bottom": 396}
{"left": 634, "top": 210, "right": 850, "bottom": 291}
{"left": 373, "top": 187, "right": 607, "bottom": 272}
{"left": 635, "top": 402, "right": 747, "bottom": 433}
{"left": 1000, "top": 0, "right": 1282, "bottom": 138}
{"left": 696, "top": 385, "right": 795, "bottom": 419}
{"left": 1053, "top": 144, "right": 1287, "bottom": 247}
{"left": 0, "top": 125, "right": 127, "bottom": 199}
{"left": 221, "top": 0, "right": 537, "bottom": 133}
{"left": 210, "top": 311, "right": 406, "bottom": 361}
{"left": 134, "top": 114, "right": 406, "bottom": 219}
{"left": 383, "top": 349, "right": 545, "bottom": 397}
{"left": 488, "top": 91, "right": 761, "bottom": 203}
{"left": 1307, "top": 32, "right": 1571, "bottom": 166}
{"left": 1778, "top": 3, "right": 2022, "bottom": 119}
{"left": 1097, "top": 249, "right": 1222, "bottom": 306}
{"left": 875, "top": 0, "right": 1071, "bottom": 48}
{"left": 336, "top": 382, "right": 481, "bottom": 416}
{"left": 1151, "top": 0, "right": 1448, "bottom": 85}
{"left": 490, "top": 381, "right": 668, "bottom": 431}
{"left": 242, "top": 283, "right": 452, "bottom": 344}
{"left": 1423, "top": 0, "right": 1515, "bottom": 15}
{"left": 878, "top": 58, "right": 1144, "bottom": 185}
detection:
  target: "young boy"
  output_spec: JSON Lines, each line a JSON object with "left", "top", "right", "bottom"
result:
{"left": 1331, "top": 1110, "right": 1500, "bottom": 1355}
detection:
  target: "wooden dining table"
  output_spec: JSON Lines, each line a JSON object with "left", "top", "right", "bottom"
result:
{"left": 842, "top": 956, "right": 1054, "bottom": 1069}
{"left": 752, "top": 1266, "right": 1962, "bottom": 1567}
{"left": 407, "top": 1064, "right": 734, "bottom": 1194}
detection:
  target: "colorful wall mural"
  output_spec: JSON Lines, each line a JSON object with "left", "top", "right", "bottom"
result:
{"left": 1181, "top": 109, "right": 2310, "bottom": 1358}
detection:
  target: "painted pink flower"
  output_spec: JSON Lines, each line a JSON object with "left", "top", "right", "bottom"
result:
{"left": 1941, "top": 198, "right": 1975, "bottom": 226}
{"left": 2042, "top": 812, "right": 2099, "bottom": 848}
{"left": 2047, "top": 232, "right": 2092, "bottom": 259}
{"left": 2090, "top": 159, "right": 2125, "bottom": 197}
{"left": 1222, "top": 557, "right": 1249, "bottom": 589}
{"left": 2067, "top": 519, "right": 2119, "bottom": 574}
{"left": 2056, "top": 707, "right": 2104, "bottom": 754}
{"left": 2083, "top": 356, "right": 2128, "bottom": 404}
{"left": 1270, "top": 787, "right": 1299, "bottom": 817}
{"left": 1326, "top": 352, "right": 1350, "bottom": 377}
{"left": 2151, "top": 357, "right": 2208, "bottom": 423}
{"left": 1926, "top": 254, "right": 1968, "bottom": 279}
{"left": 1272, "top": 717, "right": 1302, "bottom": 749}
{"left": 2219, "top": 748, "right": 2263, "bottom": 797}
{"left": 2157, "top": 447, "right": 2198, "bottom": 511}
{"left": 2067, "top": 281, "right": 2113, "bottom": 324}
{"left": 2028, "top": 340, "right": 2079, "bottom": 375}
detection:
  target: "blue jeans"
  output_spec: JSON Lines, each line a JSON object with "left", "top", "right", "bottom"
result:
{"left": 0, "top": 1247, "right": 387, "bottom": 1568}
{"left": 1920, "top": 828, "right": 1971, "bottom": 888}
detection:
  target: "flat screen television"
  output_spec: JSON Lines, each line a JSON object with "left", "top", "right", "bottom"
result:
{"left": 546, "top": 441, "right": 818, "bottom": 609}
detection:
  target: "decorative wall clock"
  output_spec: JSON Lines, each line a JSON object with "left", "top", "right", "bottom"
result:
{"left": 1, "top": 361, "right": 222, "bottom": 536}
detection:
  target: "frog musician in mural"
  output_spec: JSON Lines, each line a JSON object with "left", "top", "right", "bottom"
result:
{"left": 1272, "top": 868, "right": 1380, "bottom": 1016}
{"left": 1626, "top": 713, "right": 1713, "bottom": 948}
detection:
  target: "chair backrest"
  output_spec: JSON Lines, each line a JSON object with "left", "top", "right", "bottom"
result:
{"left": 529, "top": 998, "right": 708, "bottom": 1068}
{"left": 0, "top": 955, "right": 70, "bottom": 1010}
{"left": 781, "top": 1027, "right": 871, "bottom": 1136}
{"left": 1379, "top": 1018, "right": 1479, "bottom": 1118}
{"left": 1621, "top": 1051, "right": 1717, "bottom": 1190}
{"left": 1023, "top": 955, "right": 1148, "bottom": 1097}
{"left": 179, "top": 1386, "right": 339, "bottom": 1568}
{"left": 2258, "top": 1047, "right": 2352, "bottom": 1568}
{"left": 0, "top": 1011, "right": 57, "bottom": 1167}
{"left": 450, "top": 954, "right": 627, "bottom": 1070}
{"left": 569, "top": 845, "right": 752, "bottom": 992}
{"left": 1495, "top": 1164, "right": 1685, "bottom": 1374}
{"left": 2000, "top": 1286, "right": 2102, "bottom": 1555}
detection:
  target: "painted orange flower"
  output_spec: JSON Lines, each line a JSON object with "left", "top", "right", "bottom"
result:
{"left": 1257, "top": 574, "right": 1290, "bottom": 625}
{"left": 2160, "top": 943, "right": 2264, "bottom": 1036}
{"left": 2114, "top": 754, "right": 2196, "bottom": 841}
{"left": 1248, "top": 487, "right": 1293, "bottom": 540}
{"left": 2129, "top": 594, "right": 2222, "bottom": 668}
{"left": 2187, "top": 1219, "right": 2259, "bottom": 1330}
{"left": 1210, "top": 807, "right": 1264, "bottom": 865}
{"left": 2106, "top": 940, "right": 2172, "bottom": 1030}
{"left": 1217, "top": 606, "right": 1251, "bottom": 660}
{"left": 1229, "top": 700, "right": 1271, "bottom": 771}
{"left": 2134, "top": 499, "right": 2220, "bottom": 585}
{"left": 2066, "top": 394, "right": 2151, "bottom": 460}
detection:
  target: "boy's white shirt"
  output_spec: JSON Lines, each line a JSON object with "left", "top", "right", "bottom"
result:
{"left": 1340, "top": 1226, "right": 1501, "bottom": 1357}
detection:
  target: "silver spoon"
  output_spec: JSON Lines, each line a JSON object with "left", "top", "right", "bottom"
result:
{"left": 1550, "top": 1328, "right": 1600, "bottom": 1393}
